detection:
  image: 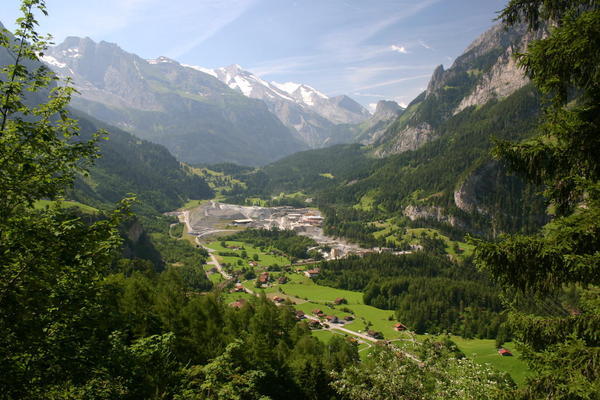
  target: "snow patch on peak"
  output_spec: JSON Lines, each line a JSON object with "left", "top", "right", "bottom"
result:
{"left": 272, "top": 82, "right": 302, "bottom": 95}
{"left": 147, "top": 56, "right": 179, "bottom": 65}
{"left": 182, "top": 64, "right": 217, "bottom": 78}
{"left": 302, "top": 84, "right": 328, "bottom": 99}
{"left": 231, "top": 76, "right": 253, "bottom": 96}
{"left": 61, "top": 48, "right": 82, "bottom": 59}
{"left": 299, "top": 86, "right": 316, "bottom": 106}
{"left": 41, "top": 55, "right": 67, "bottom": 69}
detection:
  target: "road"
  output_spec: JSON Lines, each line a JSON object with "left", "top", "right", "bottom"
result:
{"left": 173, "top": 207, "right": 420, "bottom": 361}
{"left": 199, "top": 240, "right": 233, "bottom": 280}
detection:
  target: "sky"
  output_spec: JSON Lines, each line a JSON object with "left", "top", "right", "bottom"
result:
{"left": 1, "top": 0, "right": 507, "bottom": 110}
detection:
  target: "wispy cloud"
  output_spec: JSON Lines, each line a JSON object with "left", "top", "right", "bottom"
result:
{"left": 166, "top": 0, "right": 259, "bottom": 58}
{"left": 419, "top": 40, "right": 433, "bottom": 50}
{"left": 352, "top": 74, "right": 431, "bottom": 91}
{"left": 391, "top": 45, "right": 409, "bottom": 54}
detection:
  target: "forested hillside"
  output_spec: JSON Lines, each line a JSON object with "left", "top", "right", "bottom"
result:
{"left": 224, "top": 84, "right": 547, "bottom": 244}
{"left": 1, "top": 0, "right": 597, "bottom": 398}
{"left": 70, "top": 111, "right": 213, "bottom": 214}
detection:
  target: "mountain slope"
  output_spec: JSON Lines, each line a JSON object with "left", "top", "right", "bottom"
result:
{"left": 209, "top": 64, "right": 371, "bottom": 147}
{"left": 43, "top": 38, "right": 306, "bottom": 166}
{"left": 0, "top": 35, "right": 212, "bottom": 214}
{"left": 374, "top": 22, "right": 543, "bottom": 157}
{"left": 225, "top": 22, "right": 548, "bottom": 242}
{"left": 71, "top": 110, "right": 213, "bottom": 213}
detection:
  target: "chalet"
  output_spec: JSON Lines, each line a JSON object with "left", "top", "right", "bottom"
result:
{"left": 326, "top": 315, "right": 339, "bottom": 323}
{"left": 249, "top": 261, "right": 259, "bottom": 267}
{"left": 304, "top": 268, "right": 320, "bottom": 278}
{"left": 295, "top": 310, "right": 305, "bottom": 320}
{"left": 278, "top": 276, "right": 288, "bottom": 284}
{"left": 312, "top": 309, "right": 325, "bottom": 317}
{"left": 394, "top": 323, "right": 407, "bottom": 331}
{"left": 233, "top": 283, "right": 245, "bottom": 293}
{"left": 229, "top": 299, "right": 247, "bottom": 309}
{"left": 258, "top": 272, "right": 270, "bottom": 284}
{"left": 368, "top": 330, "right": 384, "bottom": 340}
{"left": 272, "top": 296, "right": 285, "bottom": 303}
{"left": 344, "top": 315, "right": 354, "bottom": 321}
{"left": 333, "top": 297, "right": 347, "bottom": 305}
{"left": 498, "top": 348, "right": 513, "bottom": 356}
{"left": 308, "top": 320, "right": 321, "bottom": 329}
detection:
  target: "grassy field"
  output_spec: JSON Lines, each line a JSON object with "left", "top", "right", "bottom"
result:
{"left": 202, "top": 264, "right": 224, "bottom": 284}
{"left": 215, "top": 233, "right": 529, "bottom": 385}
{"left": 206, "top": 240, "right": 291, "bottom": 271}
{"left": 451, "top": 337, "right": 530, "bottom": 386}
{"left": 33, "top": 199, "right": 98, "bottom": 214}
{"left": 254, "top": 274, "right": 402, "bottom": 339}
{"left": 370, "top": 219, "right": 474, "bottom": 258}
{"left": 179, "top": 199, "right": 210, "bottom": 210}
{"left": 405, "top": 228, "right": 475, "bottom": 257}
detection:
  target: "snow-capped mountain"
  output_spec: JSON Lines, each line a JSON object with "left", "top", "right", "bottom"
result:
{"left": 41, "top": 37, "right": 306, "bottom": 166}
{"left": 201, "top": 64, "right": 371, "bottom": 147}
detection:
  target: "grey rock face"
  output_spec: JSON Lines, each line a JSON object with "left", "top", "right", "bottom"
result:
{"left": 42, "top": 38, "right": 305, "bottom": 166}
{"left": 210, "top": 65, "right": 370, "bottom": 147}
{"left": 374, "top": 21, "right": 536, "bottom": 158}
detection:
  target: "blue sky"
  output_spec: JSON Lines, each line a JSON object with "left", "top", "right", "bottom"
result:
{"left": 2, "top": 0, "right": 507, "bottom": 109}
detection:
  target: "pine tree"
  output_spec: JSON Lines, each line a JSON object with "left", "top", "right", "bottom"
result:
{"left": 472, "top": 1, "right": 600, "bottom": 398}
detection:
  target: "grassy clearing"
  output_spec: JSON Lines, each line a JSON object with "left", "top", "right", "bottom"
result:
{"left": 354, "top": 192, "right": 377, "bottom": 211}
{"left": 179, "top": 199, "right": 210, "bottom": 210}
{"left": 405, "top": 228, "right": 475, "bottom": 257}
{"left": 221, "top": 291, "right": 254, "bottom": 305}
{"left": 202, "top": 264, "right": 224, "bottom": 284}
{"left": 206, "top": 240, "right": 291, "bottom": 271}
{"left": 33, "top": 199, "right": 98, "bottom": 214}
{"left": 451, "top": 337, "right": 530, "bottom": 386}
{"left": 370, "top": 219, "right": 475, "bottom": 258}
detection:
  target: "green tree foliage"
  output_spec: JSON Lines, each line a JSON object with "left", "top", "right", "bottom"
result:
{"left": 473, "top": 1, "right": 600, "bottom": 398}
{"left": 227, "top": 228, "right": 317, "bottom": 259}
{"left": 315, "top": 253, "right": 506, "bottom": 339}
{"left": 0, "top": 1, "right": 131, "bottom": 396}
{"left": 331, "top": 339, "right": 514, "bottom": 399}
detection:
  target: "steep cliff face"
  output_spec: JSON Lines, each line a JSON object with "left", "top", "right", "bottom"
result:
{"left": 374, "top": 22, "right": 537, "bottom": 158}
{"left": 403, "top": 205, "right": 464, "bottom": 229}
{"left": 354, "top": 100, "right": 405, "bottom": 145}
{"left": 373, "top": 122, "right": 433, "bottom": 156}
{"left": 453, "top": 162, "right": 500, "bottom": 216}
{"left": 454, "top": 27, "right": 545, "bottom": 114}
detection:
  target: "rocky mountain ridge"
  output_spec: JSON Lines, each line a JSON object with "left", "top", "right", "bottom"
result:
{"left": 374, "top": 21, "right": 542, "bottom": 158}
{"left": 206, "top": 64, "right": 371, "bottom": 147}
{"left": 42, "top": 37, "right": 306, "bottom": 166}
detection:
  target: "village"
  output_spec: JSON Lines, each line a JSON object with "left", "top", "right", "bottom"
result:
{"left": 169, "top": 201, "right": 516, "bottom": 361}
{"left": 174, "top": 201, "right": 412, "bottom": 261}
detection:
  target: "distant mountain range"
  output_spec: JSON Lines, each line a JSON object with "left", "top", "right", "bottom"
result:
{"left": 227, "top": 21, "right": 548, "bottom": 238}
{"left": 42, "top": 38, "right": 306, "bottom": 166}
{"left": 41, "top": 38, "right": 388, "bottom": 164}
{"left": 205, "top": 64, "right": 371, "bottom": 147}
{"left": 0, "top": 25, "right": 212, "bottom": 213}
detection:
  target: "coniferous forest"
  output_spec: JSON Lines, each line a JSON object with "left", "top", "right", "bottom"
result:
{"left": 0, "top": 0, "right": 598, "bottom": 399}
